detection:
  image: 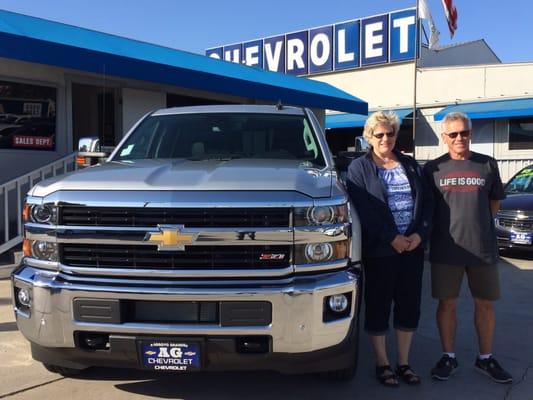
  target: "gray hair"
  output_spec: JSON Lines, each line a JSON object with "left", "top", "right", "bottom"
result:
{"left": 442, "top": 111, "right": 472, "bottom": 131}
{"left": 362, "top": 111, "right": 400, "bottom": 141}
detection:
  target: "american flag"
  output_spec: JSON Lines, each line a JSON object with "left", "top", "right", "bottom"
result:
{"left": 441, "top": 0, "right": 458, "bottom": 38}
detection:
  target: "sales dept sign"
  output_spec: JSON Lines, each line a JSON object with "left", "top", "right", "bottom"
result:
{"left": 206, "top": 8, "right": 418, "bottom": 76}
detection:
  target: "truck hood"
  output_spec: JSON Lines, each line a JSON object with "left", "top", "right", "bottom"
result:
{"left": 30, "top": 159, "right": 333, "bottom": 198}
{"left": 500, "top": 193, "right": 533, "bottom": 212}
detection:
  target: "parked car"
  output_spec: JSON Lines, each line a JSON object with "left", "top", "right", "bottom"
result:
{"left": 495, "top": 164, "right": 533, "bottom": 254}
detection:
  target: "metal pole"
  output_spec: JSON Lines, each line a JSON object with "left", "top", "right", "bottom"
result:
{"left": 412, "top": 0, "right": 419, "bottom": 159}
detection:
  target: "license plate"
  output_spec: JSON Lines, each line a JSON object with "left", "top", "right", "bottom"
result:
{"left": 139, "top": 341, "right": 201, "bottom": 371}
{"left": 510, "top": 232, "right": 532, "bottom": 245}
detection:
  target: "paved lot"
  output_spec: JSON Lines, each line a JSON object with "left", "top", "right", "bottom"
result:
{"left": 0, "top": 255, "right": 532, "bottom": 400}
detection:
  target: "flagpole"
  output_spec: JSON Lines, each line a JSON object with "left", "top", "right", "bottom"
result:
{"left": 412, "top": 0, "right": 419, "bottom": 159}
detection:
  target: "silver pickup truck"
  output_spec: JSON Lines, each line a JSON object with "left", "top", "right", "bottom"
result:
{"left": 12, "top": 105, "right": 362, "bottom": 379}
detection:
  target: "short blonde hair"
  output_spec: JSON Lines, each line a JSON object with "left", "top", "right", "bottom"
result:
{"left": 363, "top": 111, "right": 400, "bottom": 141}
{"left": 442, "top": 111, "right": 472, "bottom": 131}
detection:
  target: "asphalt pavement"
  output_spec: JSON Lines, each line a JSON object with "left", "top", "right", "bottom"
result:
{"left": 0, "top": 255, "right": 532, "bottom": 400}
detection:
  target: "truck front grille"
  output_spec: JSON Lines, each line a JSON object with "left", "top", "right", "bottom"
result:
{"left": 498, "top": 218, "right": 533, "bottom": 231}
{"left": 59, "top": 207, "right": 291, "bottom": 228}
{"left": 60, "top": 244, "right": 291, "bottom": 269}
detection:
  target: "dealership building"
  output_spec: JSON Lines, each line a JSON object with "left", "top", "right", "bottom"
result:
{"left": 210, "top": 7, "right": 533, "bottom": 182}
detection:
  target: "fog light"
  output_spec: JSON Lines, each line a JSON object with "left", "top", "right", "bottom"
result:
{"left": 31, "top": 241, "right": 58, "bottom": 261}
{"left": 328, "top": 294, "right": 348, "bottom": 313}
{"left": 17, "top": 287, "right": 31, "bottom": 307}
{"left": 305, "top": 243, "right": 333, "bottom": 262}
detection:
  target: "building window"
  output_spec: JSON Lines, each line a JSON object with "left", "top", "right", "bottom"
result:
{"left": 0, "top": 80, "right": 56, "bottom": 151}
{"left": 509, "top": 117, "right": 533, "bottom": 150}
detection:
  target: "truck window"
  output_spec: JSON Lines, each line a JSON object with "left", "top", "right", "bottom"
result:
{"left": 113, "top": 113, "right": 326, "bottom": 167}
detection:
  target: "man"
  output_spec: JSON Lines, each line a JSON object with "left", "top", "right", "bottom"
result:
{"left": 423, "top": 112, "right": 512, "bottom": 384}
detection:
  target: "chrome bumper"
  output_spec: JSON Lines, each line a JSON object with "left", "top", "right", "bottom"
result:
{"left": 12, "top": 266, "right": 359, "bottom": 354}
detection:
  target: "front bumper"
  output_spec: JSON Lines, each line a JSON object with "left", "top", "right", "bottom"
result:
{"left": 496, "top": 228, "right": 533, "bottom": 252}
{"left": 12, "top": 265, "right": 360, "bottom": 373}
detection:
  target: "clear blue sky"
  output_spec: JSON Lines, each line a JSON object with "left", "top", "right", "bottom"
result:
{"left": 0, "top": 0, "right": 530, "bottom": 63}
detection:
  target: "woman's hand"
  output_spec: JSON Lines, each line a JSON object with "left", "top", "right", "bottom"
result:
{"left": 391, "top": 235, "right": 411, "bottom": 253}
{"left": 405, "top": 233, "right": 422, "bottom": 251}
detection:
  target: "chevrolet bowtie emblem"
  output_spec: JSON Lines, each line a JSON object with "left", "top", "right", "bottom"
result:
{"left": 144, "top": 225, "right": 199, "bottom": 251}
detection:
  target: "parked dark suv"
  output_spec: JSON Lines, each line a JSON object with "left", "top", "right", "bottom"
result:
{"left": 496, "top": 165, "right": 533, "bottom": 254}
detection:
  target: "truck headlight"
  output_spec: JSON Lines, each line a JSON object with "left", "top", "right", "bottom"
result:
{"left": 294, "top": 203, "right": 349, "bottom": 226}
{"left": 295, "top": 240, "right": 348, "bottom": 264}
{"left": 24, "top": 203, "right": 57, "bottom": 224}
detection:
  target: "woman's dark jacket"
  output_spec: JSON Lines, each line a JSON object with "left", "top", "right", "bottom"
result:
{"left": 346, "top": 149, "right": 433, "bottom": 258}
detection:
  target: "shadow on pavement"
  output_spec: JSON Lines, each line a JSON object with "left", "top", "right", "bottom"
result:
{"left": 0, "top": 321, "right": 18, "bottom": 332}
{"left": 499, "top": 249, "right": 533, "bottom": 261}
{"left": 75, "top": 369, "right": 356, "bottom": 399}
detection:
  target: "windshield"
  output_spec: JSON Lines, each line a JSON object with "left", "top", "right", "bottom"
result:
{"left": 505, "top": 167, "right": 533, "bottom": 193}
{"left": 113, "top": 112, "right": 325, "bottom": 166}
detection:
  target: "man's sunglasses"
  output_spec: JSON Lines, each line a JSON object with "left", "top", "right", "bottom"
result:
{"left": 444, "top": 129, "right": 471, "bottom": 139}
{"left": 372, "top": 131, "right": 395, "bottom": 139}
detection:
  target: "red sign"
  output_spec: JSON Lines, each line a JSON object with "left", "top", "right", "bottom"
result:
{"left": 12, "top": 135, "right": 54, "bottom": 149}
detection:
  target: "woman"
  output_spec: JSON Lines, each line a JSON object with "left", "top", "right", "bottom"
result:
{"left": 346, "top": 111, "right": 432, "bottom": 387}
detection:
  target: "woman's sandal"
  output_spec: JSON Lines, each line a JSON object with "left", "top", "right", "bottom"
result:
{"left": 396, "top": 364, "right": 421, "bottom": 385}
{"left": 375, "top": 365, "right": 399, "bottom": 387}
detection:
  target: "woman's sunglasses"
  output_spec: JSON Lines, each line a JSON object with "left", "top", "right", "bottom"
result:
{"left": 444, "top": 129, "right": 471, "bottom": 139}
{"left": 372, "top": 131, "right": 395, "bottom": 139}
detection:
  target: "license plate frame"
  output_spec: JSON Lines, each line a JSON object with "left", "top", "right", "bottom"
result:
{"left": 510, "top": 232, "right": 533, "bottom": 245}
{"left": 138, "top": 340, "right": 202, "bottom": 371}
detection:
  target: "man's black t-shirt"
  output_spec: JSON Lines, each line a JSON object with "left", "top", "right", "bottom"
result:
{"left": 423, "top": 152, "right": 505, "bottom": 266}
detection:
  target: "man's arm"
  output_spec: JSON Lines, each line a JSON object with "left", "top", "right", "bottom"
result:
{"left": 490, "top": 200, "right": 500, "bottom": 217}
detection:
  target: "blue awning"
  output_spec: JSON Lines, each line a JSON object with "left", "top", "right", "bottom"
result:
{"left": 0, "top": 10, "right": 367, "bottom": 114}
{"left": 325, "top": 108, "right": 413, "bottom": 129}
{"left": 434, "top": 98, "right": 533, "bottom": 121}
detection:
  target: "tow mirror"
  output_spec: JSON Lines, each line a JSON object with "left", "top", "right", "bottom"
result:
{"left": 77, "top": 137, "right": 112, "bottom": 167}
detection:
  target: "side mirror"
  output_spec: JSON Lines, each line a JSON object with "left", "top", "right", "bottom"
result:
{"left": 78, "top": 137, "right": 101, "bottom": 152}
{"left": 355, "top": 136, "right": 370, "bottom": 152}
{"left": 77, "top": 137, "right": 112, "bottom": 167}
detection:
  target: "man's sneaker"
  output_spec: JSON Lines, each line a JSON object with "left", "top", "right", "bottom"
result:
{"left": 475, "top": 356, "right": 513, "bottom": 384}
{"left": 431, "top": 354, "right": 459, "bottom": 380}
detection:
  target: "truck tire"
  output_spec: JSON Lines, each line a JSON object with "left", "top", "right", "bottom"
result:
{"left": 42, "top": 363, "right": 84, "bottom": 377}
{"left": 319, "top": 330, "right": 359, "bottom": 381}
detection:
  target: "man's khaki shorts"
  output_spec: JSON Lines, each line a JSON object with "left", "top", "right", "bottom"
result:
{"left": 431, "top": 262, "right": 500, "bottom": 301}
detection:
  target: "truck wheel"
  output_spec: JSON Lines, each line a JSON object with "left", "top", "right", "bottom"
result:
{"left": 42, "top": 363, "right": 84, "bottom": 377}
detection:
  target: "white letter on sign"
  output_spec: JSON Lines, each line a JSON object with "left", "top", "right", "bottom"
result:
{"left": 365, "top": 22, "right": 384, "bottom": 58}
{"left": 310, "top": 33, "right": 330, "bottom": 66}
{"left": 157, "top": 347, "right": 170, "bottom": 358}
{"left": 393, "top": 16, "right": 415, "bottom": 53}
{"left": 265, "top": 41, "right": 283, "bottom": 71}
{"left": 169, "top": 347, "right": 182, "bottom": 358}
{"left": 287, "top": 38, "right": 305, "bottom": 70}
{"left": 245, "top": 45, "right": 259, "bottom": 66}
{"left": 337, "top": 29, "right": 354, "bottom": 63}
{"left": 224, "top": 49, "right": 240, "bottom": 63}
